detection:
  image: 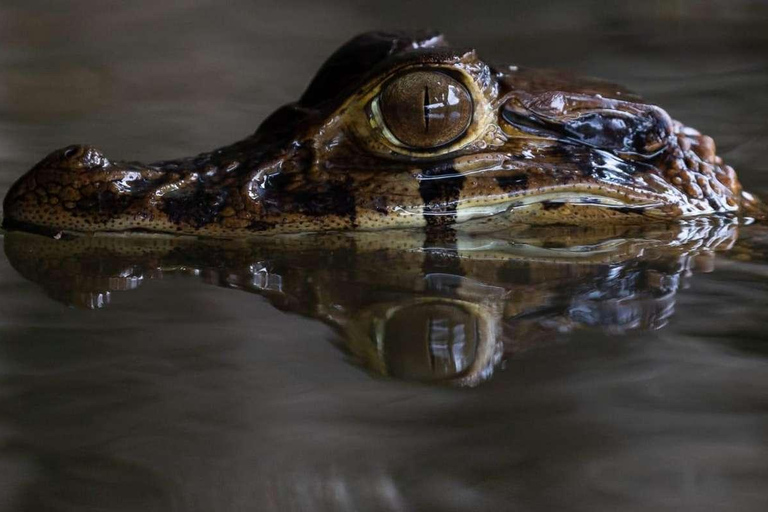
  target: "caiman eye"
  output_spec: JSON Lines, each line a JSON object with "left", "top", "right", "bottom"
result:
{"left": 379, "top": 71, "right": 472, "bottom": 149}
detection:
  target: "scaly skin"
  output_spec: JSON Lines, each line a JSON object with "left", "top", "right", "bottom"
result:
{"left": 2, "top": 31, "right": 763, "bottom": 237}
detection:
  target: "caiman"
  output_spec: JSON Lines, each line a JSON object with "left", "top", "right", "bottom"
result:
{"left": 2, "top": 31, "right": 764, "bottom": 237}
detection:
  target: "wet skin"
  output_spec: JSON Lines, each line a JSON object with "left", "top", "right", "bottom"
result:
{"left": 1, "top": 31, "right": 763, "bottom": 237}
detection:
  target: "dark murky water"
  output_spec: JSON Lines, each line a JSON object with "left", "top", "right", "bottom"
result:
{"left": 1, "top": 1, "right": 768, "bottom": 510}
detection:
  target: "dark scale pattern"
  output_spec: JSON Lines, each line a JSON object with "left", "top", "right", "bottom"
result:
{"left": 161, "top": 186, "right": 229, "bottom": 229}
{"left": 495, "top": 174, "right": 529, "bottom": 192}
{"left": 418, "top": 167, "right": 466, "bottom": 228}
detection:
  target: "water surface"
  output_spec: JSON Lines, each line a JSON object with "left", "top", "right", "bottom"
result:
{"left": 1, "top": 1, "right": 768, "bottom": 511}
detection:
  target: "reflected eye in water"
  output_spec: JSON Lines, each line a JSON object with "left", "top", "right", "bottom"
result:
{"left": 378, "top": 71, "right": 473, "bottom": 149}
{"left": 342, "top": 294, "right": 503, "bottom": 386}
{"left": 373, "top": 301, "right": 491, "bottom": 383}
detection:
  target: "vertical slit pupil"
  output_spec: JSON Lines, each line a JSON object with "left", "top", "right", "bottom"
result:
{"left": 380, "top": 71, "right": 472, "bottom": 149}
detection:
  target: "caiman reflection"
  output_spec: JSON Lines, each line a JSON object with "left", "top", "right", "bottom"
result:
{"left": 3, "top": 221, "right": 746, "bottom": 386}
{"left": 2, "top": 31, "right": 765, "bottom": 237}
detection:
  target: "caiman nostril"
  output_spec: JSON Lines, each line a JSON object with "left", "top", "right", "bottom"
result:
{"left": 53, "top": 144, "right": 109, "bottom": 170}
{"left": 62, "top": 145, "right": 80, "bottom": 159}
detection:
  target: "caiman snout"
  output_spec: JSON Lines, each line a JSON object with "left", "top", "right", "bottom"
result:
{"left": 2, "top": 141, "right": 271, "bottom": 237}
{"left": 2, "top": 144, "right": 160, "bottom": 234}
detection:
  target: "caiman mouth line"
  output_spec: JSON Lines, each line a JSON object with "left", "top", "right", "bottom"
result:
{"left": 462, "top": 190, "right": 664, "bottom": 219}
{"left": 395, "top": 184, "right": 669, "bottom": 223}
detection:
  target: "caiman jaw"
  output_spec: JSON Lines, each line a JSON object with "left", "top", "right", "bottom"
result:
{"left": 395, "top": 146, "right": 707, "bottom": 229}
{"left": 0, "top": 141, "right": 738, "bottom": 237}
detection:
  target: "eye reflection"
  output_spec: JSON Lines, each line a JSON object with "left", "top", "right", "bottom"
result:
{"left": 381, "top": 303, "right": 479, "bottom": 381}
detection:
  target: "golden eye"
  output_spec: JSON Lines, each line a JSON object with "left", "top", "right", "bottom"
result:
{"left": 379, "top": 71, "right": 473, "bottom": 149}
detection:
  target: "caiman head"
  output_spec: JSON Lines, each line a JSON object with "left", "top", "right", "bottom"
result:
{"left": 1, "top": 31, "right": 761, "bottom": 237}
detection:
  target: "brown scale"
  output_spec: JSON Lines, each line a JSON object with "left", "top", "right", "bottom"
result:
{"left": 663, "top": 125, "right": 746, "bottom": 215}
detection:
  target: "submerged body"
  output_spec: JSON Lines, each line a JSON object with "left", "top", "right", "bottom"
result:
{"left": 1, "top": 31, "right": 762, "bottom": 237}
